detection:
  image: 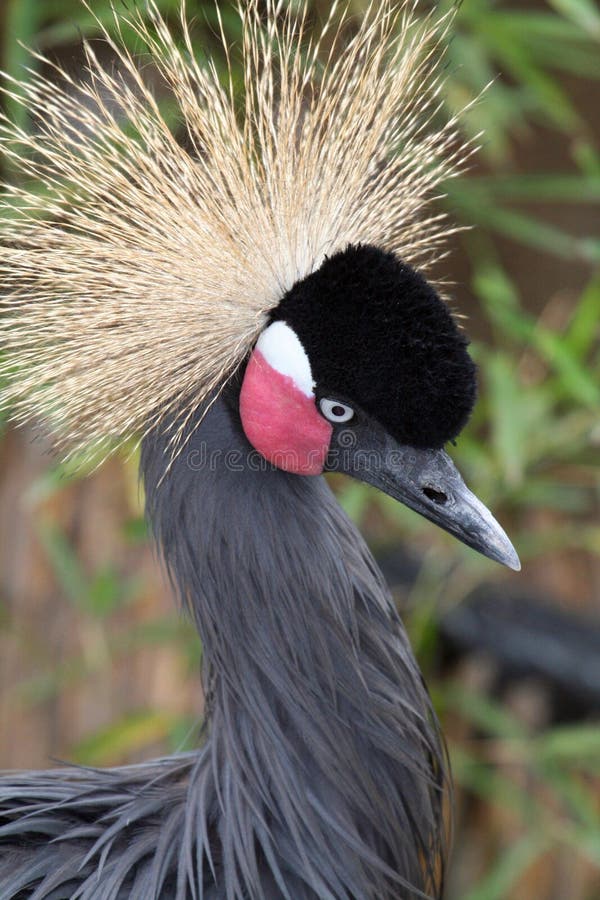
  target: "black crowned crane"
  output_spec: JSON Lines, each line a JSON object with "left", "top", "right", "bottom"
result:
{"left": 0, "top": 2, "right": 519, "bottom": 897}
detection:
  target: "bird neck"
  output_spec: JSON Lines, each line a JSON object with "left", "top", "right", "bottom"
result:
{"left": 141, "top": 395, "right": 445, "bottom": 899}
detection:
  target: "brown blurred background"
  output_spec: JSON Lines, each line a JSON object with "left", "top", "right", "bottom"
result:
{"left": 1, "top": 1, "right": 599, "bottom": 898}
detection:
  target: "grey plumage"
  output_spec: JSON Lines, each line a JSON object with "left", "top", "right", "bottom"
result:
{"left": 0, "top": 395, "right": 447, "bottom": 898}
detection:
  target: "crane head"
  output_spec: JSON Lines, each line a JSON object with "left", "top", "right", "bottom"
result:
{"left": 240, "top": 244, "right": 520, "bottom": 571}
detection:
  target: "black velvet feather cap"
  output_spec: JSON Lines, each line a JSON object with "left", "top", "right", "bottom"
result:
{"left": 272, "top": 244, "right": 477, "bottom": 449}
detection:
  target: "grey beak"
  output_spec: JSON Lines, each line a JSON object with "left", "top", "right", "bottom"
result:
{"left": 377, "top": 447, "right": 520, "bottom": 570}
{"left": 328, "top": 436, "right": 520, "bottom": 571}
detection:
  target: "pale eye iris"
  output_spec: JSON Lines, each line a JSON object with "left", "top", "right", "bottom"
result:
{"left": 319, "top": 398, "right": 355, "bottom": 423}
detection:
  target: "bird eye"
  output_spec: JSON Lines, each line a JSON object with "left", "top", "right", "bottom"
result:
{"left": 319, "top": 398, "right": 355, "bottom": 423}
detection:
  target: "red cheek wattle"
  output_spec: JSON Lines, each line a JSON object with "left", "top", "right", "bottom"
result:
{"left": 239, "top": 350, "right": 332, "bottom": 475}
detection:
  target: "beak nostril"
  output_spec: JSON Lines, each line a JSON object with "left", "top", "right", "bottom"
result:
{"left": 423, "top": 485, "right": 448, "bottom": 506}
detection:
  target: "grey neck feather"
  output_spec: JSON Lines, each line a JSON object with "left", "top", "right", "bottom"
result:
{"left": 141, "top": 395, "right": 447, "bottom": 900}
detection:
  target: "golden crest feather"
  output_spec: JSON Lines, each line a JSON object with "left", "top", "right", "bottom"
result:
{"left": 0, "top": 0, "right": 472, "bottom": 458}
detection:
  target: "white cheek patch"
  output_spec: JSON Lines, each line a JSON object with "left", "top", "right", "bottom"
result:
{"left": 256, "top": 321, "right": 315, "bottom": 398}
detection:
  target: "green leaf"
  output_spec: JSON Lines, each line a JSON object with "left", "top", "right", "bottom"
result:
{"left": 36, "top": 521, "right": 138, "bottom": 618}
{"left": 451, "top": 746, "right": 532, "bottom": 817}
{"left": 516, "top": 479, "right": 593, "bottom": 514}
{"left": 87, "top": 567, "right": 137, "bottom": 618}
{"left": 458, "top": 173, "right": 600, "bottom": 204}
{"left": 37, "top": 522, "right": 89, "bottom": 612}
{"left": 563, "top": 272, "right": 600, "bottom": 359}
{"left": 445, "top": 35, "right": 515, "bottom": 162}
{"left": 334, "top": 478, "right": 372, "bottom": 524}
{"left": 534, "top": 327, "right": 600, "bottom": 407}
{"left": 472, "top": 258, "right": 520, "bottom": 314}
{"left": 481, "top": 12, "right": 600, "bottom": 77}
{"left": 25, "top": 456, "right": 96, "bottom": 505}
{"left": 573, "top": 139, "right": 600, "bottom": 176}
{"left": 548, "top": 0, "right": 600, "bottom": 38}
{"left": 489, "top": 11, "right": 591, "bottom": 43}
{"left": 2, "top": 0, "right": 45, "bottom": 133}
{"left": 472, "top": 14, "right": 581, "bottom": 130}
{"left": 535, "top": 724, "right": 600, "bottom": 766}
{"left": 564, "top": 830, "right": 600, "bottom": 867}
{"left": 449, "top": 187, "right": 600, "bottom": 263}
{"left": 71, "top": 710, "right": 182, "bottom": 766}
{"left": 471, "top": 259, "right": 600, "bottom": 413}
{"left": 462, "top": 834, "right": 550, "bottom": 900}
{"left": 167, "top": 715, "right": 201, "bottom": 754}
{"left": 486, "top": 354, "right": 527, "bottom": 485}
{"left": 489, "top": 304, "right": 600, "bottom": 408}
{"left": 444, "top": 685, "right": 528, "bottom": 740}
{"left": 123, "top": 516, "right": 149, "bottom": 544}
{"left": 37, "top": 0, "right": 183, "bottom": 47}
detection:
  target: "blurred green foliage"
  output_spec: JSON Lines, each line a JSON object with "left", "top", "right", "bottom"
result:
{"left": 1, "top": 1, "right": 599, "bottom": 897}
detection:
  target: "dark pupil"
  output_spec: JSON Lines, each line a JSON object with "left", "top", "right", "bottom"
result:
{"left": 332, "top": 405, "right": 346, "bottom": 418}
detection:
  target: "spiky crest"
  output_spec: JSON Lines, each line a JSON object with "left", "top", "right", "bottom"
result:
{"left": 0, "top": 0, "right": 472, "bottom": 458}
